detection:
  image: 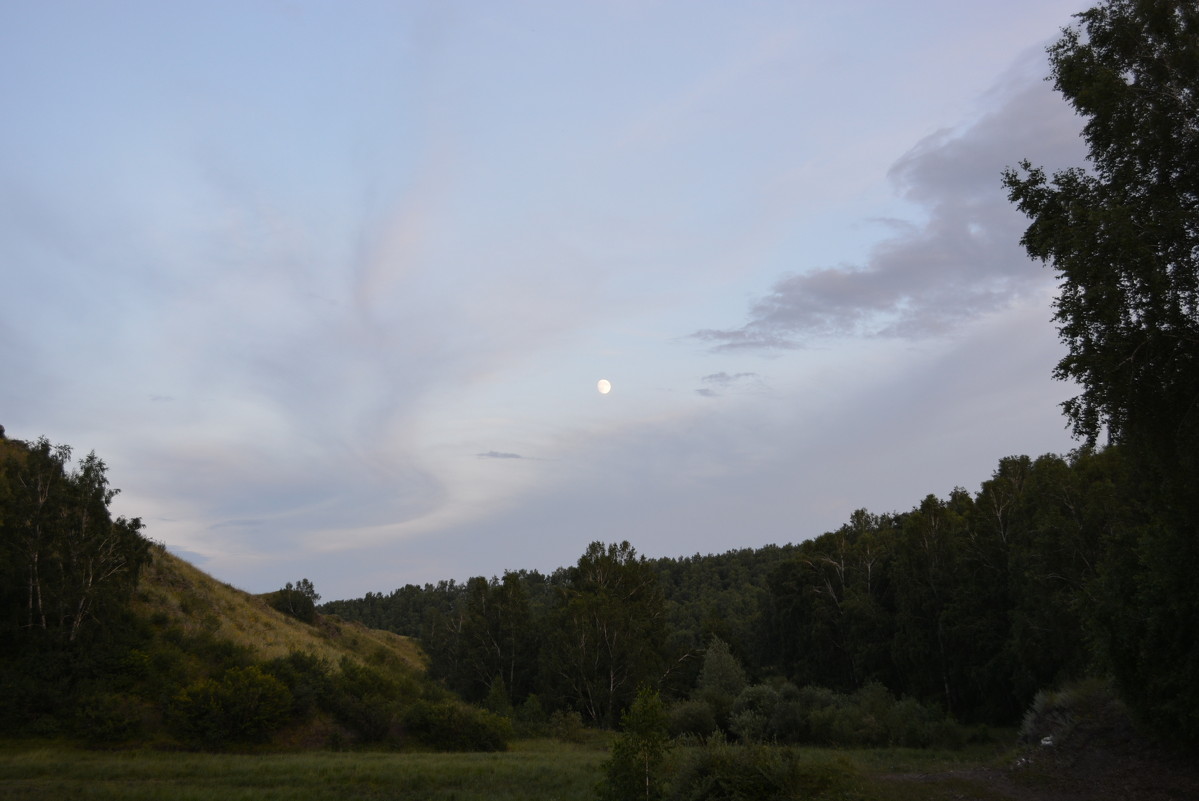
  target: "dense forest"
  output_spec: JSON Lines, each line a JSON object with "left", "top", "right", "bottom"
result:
{"left": 322, "top": 446, "right": 1136, "bottom": 732}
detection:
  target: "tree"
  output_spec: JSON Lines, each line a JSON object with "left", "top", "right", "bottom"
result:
{"left": 1003, "top": 0, "right": 1199, "bottom": 463}
{"left": 547, "top": 542, "right": 667, "bottom": 727}
{"left": 289, "top": 578, "right": 320, "bottom": 603}
{"left": 1004, "top": 0, "right": 1199, "bottom": 741}
{"left": 599, "top": 685, "right": 670, "bottom": 801}
{"left": 449, "top": 573, "right": 536, "bottom": 704}
{"left": 695, "top": 636, "right": 746, "bottom": 731}
{"left": 1, "top": 438, "right": 150, "bottom": 645}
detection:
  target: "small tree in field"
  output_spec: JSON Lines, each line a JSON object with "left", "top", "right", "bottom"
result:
{"left": 599, "top": 685, "right": 670, "bottom": 801}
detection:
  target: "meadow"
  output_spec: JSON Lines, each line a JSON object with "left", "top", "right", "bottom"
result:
{"left": 0, "top": 737, "right": 1022, "bottom": 801}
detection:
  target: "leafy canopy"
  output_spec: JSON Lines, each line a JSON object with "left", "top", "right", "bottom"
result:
{"left": 1003, "top": 0, "right": 1199, "bottom": 466}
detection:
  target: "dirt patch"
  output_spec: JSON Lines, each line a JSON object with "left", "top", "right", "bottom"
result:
{"left": 879, "top": 736, "right": 1199, "bottom": 801}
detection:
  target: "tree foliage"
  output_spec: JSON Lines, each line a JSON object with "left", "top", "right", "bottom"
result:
{"left": 547, "top": 541, "right": 668, "bottom": 728}
{"left": 599, "top": 685, "right": 670, "bottom": 801}
{"left": 1004, "top": 0, "right": 1199, "bottom": 742}
{"left": 1003, "top": 0, "right": 1199, "bottom": 460}
{"left": 0, "top": 437, "right": 151, "bottom": 646}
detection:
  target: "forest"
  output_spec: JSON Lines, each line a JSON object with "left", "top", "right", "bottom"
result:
{"left": 321, "top": 446, "right": 1148, "bottom": 738}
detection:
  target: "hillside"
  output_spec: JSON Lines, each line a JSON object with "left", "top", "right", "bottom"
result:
{"left": 1, "top": 539, "right": 510, "bottom": 751}
{"left": 133, "top": 545, "right": 424, "bottom": 672}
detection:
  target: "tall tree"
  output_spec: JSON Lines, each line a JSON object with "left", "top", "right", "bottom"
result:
{"left": 1004, "top": 0, "right": 1199, "bottom": 460}
{"left": 1004, "top": 0, "right": 1199, "bottom": 741}
{"left": 546, "top": 541, "right": 667, "bottom": 727}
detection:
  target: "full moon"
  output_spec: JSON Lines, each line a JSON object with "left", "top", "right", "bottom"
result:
{"left": 597, "top": 379, "right": 612, "bottom": 394}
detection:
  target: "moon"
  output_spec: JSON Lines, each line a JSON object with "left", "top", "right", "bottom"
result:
{"left": 597, "top": 379, "right": 612, "bottom": 395}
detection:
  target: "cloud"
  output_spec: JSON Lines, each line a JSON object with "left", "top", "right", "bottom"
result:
{"left": 695, "top": 371, "right": 761, "bottom": 397}
{"left": 477, "top": 451, "right": 524, "bottom": 460}
{"left": 702, "top": 371, "right": 758, "bottom": 386}
{"left": 693, "top": 54, "right": 1087, "bottom": 351}
{"left": 208, "top": 518, "right": 265, "bottom": 530}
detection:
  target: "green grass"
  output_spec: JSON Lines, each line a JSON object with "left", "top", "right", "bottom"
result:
{"left": 0, "top": 740, "right": 608, "bottom": 801}
{"left": 0, "top": 736, "right": 1021, "bottom": 801}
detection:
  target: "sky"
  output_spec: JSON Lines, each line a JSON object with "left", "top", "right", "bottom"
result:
{"left": 1, "top": 0, "right": 1095, "bottom": 601}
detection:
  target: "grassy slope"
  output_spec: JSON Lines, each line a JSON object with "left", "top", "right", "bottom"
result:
{"left": 132, "top": 545, "right": 424, "bottom": 672}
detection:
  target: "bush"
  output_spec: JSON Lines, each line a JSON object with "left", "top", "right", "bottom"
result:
{"left": 725, "top": 681, "right": 963, "bottom": 749}
{"left": 888, "top": 697, "right": 935, "bottom": 748}
{"left": 484, "top": 676, "right": 514, "bottom": 717}
{"left": 75, "top": 692, "right": 153, "bottom": 744}
{"left": 515, "top": 694, "right": 549, "bottom": 736}
{"left": 261, "top": 651, "right": 333, "bottom": 719}
{"left": 402, "top": 700, "right": 510, "bottom": 752}
{"left": 1018, "top": 677, "right": 1130, "bottom": 748}
{"left": 669, "top": 700, "right": 718, "bottom": 740}
{"left": 169, "top": 665, "right": 293, "bottom": 747}
{"left": 729, "top": 684, "right": 779, "bottom": 744}
{"left": 549, "top": 709, "right": 587, "bottom": 743}
{"left": 668, "top": 740, "right": 859, "bottom": 801}
{"left": 325, "top": 658, "right": 413, "bottom": 743}
{"left": 263, "top": 589, "right": 316, "bottom": 625}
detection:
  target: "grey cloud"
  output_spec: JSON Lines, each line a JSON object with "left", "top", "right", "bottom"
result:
{"left": 694, "top": 56, "right": 1087, "bottom": 351}
{"left": 702, "top": 371, "right": 758, "bottom": 386}
{"left": 695, "top": 371, "right": 761, "bottom": 397}
{"left": 209, "top": 518, "right": 266, "bottom": 530}
{"left": 478, "top": 450, "right": 523, "bottom": 459}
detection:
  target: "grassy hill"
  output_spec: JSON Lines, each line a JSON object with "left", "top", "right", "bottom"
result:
{"left": 0, "top": 541, "right": 509, "bottom": 752}
{"left": 133, "top": 545, "right": 424, "bottom": 672}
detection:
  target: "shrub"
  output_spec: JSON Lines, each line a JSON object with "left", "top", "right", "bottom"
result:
{"left": 515, "top": 693, "right": 549, "bottom": 736}
{"left": 484, "top": 675, "right": 514, "bottom": 717}
{"left": 263, "top": 588, "right": 316, "bottom": 624}
{"left": 169, "top": 665, "right": 293, "bottom": 747}
{"left": 729, "top": 684, "right": 778, "bottom": 744}
{"left": 668, "top": 740, "right": 859, "bottom": 801}
{"left": 325, "top": 658, "right": 412, "bottom": 743}
{"left": 1018, "top": 677, "right": 1130, "bottom": 748}
{"left": 261, "top": 651, "right": 333, "bottom": 719}
{"left": 766, "top": 684, "right": 807, "bottom": 744}
{"left": 75, "top": 692, "right": 153, "bottom": 744}
{"left": 550, "top": 709, "right": 587, "bottom": 743}
{"left": 402, "top": 701, "right": 510, "bottom": 752}
{"left": 723, "top": 681, "right": 963, "bottom": 749}
{"left": 888, "top": 697, "right": 935, "bottom": 748}
{"left": 669, "top": 700, "right": 718, "bottom": 740}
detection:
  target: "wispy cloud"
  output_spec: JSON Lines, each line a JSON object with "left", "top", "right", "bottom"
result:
{"left": 695, "top": 371, "right": 761, "bottom": 397}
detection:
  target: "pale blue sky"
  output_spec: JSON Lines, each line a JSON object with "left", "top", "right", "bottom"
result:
{"left": 2, "top": 1, "right": 1092, "bottom": 599}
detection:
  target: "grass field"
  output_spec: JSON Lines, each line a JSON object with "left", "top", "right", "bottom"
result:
{"left": 0, "top": 739, "right": 608, "bottom": 801}
{"left": 0, "top": 737, "right": 1021, "bottom": 801}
